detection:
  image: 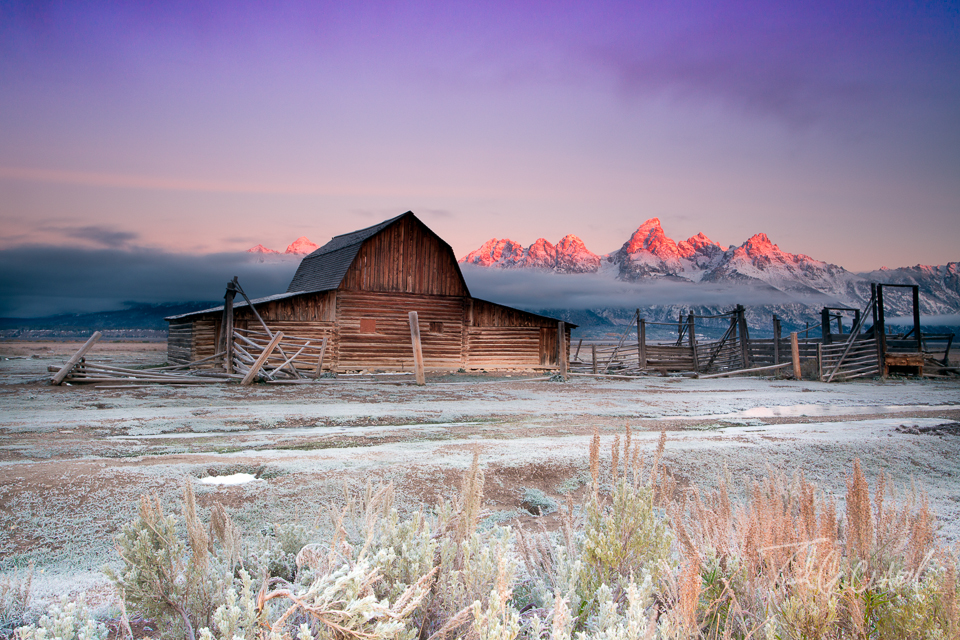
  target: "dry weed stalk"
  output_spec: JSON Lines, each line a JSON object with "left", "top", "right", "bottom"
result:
{"left": 845, "top": 459, "right": 873, "bottom": 566}
{"left": 611, "top": 435, "right": 620, "bottom": 482}
{"left": 589, "top": 426, "right": 600, "bottom": 500}
{"left": 456, "top": 449, "right": 485, "bottom": 545}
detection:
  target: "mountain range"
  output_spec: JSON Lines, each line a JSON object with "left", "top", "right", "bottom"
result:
{"left": 248, "top": 236, "right": 320, "bottom": 255}
{"left": 459, "top": 218, "right": 960, "bottom": 328}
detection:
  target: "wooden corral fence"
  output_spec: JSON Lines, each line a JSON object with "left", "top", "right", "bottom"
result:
{"left": 570, "top": 284, "right": 956, "bottom": 381}
{"left": 571, "top": 306, "right": 756, "bottom": 377}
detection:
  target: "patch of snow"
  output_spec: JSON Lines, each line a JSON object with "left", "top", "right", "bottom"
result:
{"left": 199, "top": 473, "right": 260, "bottom": 486}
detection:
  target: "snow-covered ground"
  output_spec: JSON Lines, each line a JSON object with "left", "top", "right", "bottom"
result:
{"left": 1, "top": 341, "right": 958, "bottom": 609}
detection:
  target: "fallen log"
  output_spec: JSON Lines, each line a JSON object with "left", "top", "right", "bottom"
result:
{"left": 696, "top": 362, "right": 793, "bottom": 379}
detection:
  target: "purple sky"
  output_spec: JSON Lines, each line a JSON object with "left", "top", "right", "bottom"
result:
{"left": 1, "top": 0, "right": 958, "bottom": 271}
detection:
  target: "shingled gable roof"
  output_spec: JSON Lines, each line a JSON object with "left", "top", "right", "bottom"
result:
{"left": 286, "top": 211, "right": 470, "bottom": 296}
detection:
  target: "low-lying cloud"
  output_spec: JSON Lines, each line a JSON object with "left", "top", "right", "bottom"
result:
{"left": 461, "top": 265, "right": 811, "bottom": 310}
{"left": 0, "top": 246, "right": 300, "bottom": 317}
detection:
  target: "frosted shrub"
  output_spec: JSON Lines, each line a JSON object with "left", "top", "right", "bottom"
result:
{"left": 106, "top": 482, "right": 240, "bottom": 640}
{"left": 580, "top": 479, "right": 671, "bottom": 603}
{"left": 246, "top": 522, "right": 314, "bottom": 583}
{"left": 15, "top": 598, "right": 106, "bottom": 640}
{"left": 258, "top": 559, "right": 433, "bottom": 640}
{"left": 197, "top": 570, "right": 260, "bottom": 640}
{"left": 0, "top": 565, "right": 32, "bottom": 634}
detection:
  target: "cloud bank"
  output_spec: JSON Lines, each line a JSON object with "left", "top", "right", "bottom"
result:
{"left": 0, "top": 246, "right": 300, "bottom": 317}
{"left": 460, "top": 265, "right": 806, "bottom": 311}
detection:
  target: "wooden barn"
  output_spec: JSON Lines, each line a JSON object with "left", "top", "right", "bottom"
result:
{"left": 166, "top": 212, "right": 573, "bottom": 373}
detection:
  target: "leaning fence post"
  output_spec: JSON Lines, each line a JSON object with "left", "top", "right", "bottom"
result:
{"left": 51, "top": 331, "right": 102, "bottom": 385}
{"left": 409, "top": 311, "right": 425, "bottom": 385}
{"left": 241, "top": 331, "right": 284, "bottom": 385}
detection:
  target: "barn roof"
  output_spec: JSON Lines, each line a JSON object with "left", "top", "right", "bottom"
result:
{"left": 286, "top": 212, "right": 409, "bottom": 294}
{"left": 164, "top": 291, "right": 307, "bottom": 320}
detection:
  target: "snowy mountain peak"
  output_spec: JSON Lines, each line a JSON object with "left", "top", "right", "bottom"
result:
{"left": 460, "top": 238, "right": 525, "bottom": 267}
{"left": 459, "top": 234, "right": 600, "bottom": 273}
{"left": 621, "top": 218, "right": 680, "bottom": 259}
{"left": 284, "top": 237, "right": 320, "bottom": 255}
{"left": 247, "top": 244, "right": 279, "bottom": 254}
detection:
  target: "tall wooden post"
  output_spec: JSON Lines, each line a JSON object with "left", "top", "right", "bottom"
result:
{"left": 871, "top": 283, "right": 884, "bottom": 377}
{"left": 912, "top": 285, "right": 922, "bottom": 353}
{"left": 877, "top": 285, "right": 887, "bottom": 377}
{"left": 821, "top": 308, "right": 832, "bottom": 345}
{"left": 772, "top": 315, "right": 781, "bottom": 365}
{"left": 409, "top": 311, "right": 425, "bottom": 385}
{"left": 687, "top": 314, "right": 699, "bottom": 372}
{"left": 591, "top": 344, "right": 597, "bottom": 374}
{"left": 558, "top": 321, "right": 567, "bottom": 379}
{"left": 737, "top": 305, "right": 751, "bottom": 368}
{"left": 221, "top": 280, "right": 236, "bottom": 374}
{"left": 817, "top": 343, "right": 823, "bottom": 381}
{"left": 639, "top": 318, "right": 647, "bottom": 370}
{"left": 790, "top": 332, "right": 801, "bottom": 380}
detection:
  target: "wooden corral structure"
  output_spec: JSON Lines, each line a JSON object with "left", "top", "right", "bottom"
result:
{"left": 166, "top": 212, "right": 573, "bottom": 375}
{"left": 570, "top": 285, "right": 955, "bottom": 381}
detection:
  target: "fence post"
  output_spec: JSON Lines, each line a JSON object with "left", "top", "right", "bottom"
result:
{"left": 772, "top": 314, "right": 781, "bottom": 365}
{"left": 592, "top": 344, "right": 597, "bottom": 374}
{"left": 221, "top": 280, "right": 236, "bottom": 374}
{"left": 912, "top": 285, "right": 922, "bottom": 354}
{"left": 687, "top": 314, "right": 699, "bottom": 372}
{"left": 737, "top": 305, "right": 751, "bottom": 368}
{"left": 791, "top": 332, "right": 801, "bottom": 380}
{"left": 409, "top": 311, "right": 425, "bottom": 385}
{"left": 558, "top": 321, "right": 567, "bottom": 379}
{"left": 639, "top": 318, "right": 647, "bottom": 370}
{"left": 817, "top": 343, "right": 823, "bottom": 382}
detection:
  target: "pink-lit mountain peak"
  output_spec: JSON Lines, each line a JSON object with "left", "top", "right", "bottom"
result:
{"left": 734, "top": 233, "right": 792, "bottom": 262}
{"left": 461, "top": 238, "right": 525, "bottom": 266}
{"left": 677, "top": 232, "right": 723, "bottom": 258}
{"left": 622, "top": 218, "right": 681, "bottom": 258}
{"left": 284, "top": 237, "right": 320, "bottom": 255}
{"left": 247, "top": 244, "right": 279, "bottom": 254}
{"left": 459, "top": 234, "right": 600, "bottom": 273}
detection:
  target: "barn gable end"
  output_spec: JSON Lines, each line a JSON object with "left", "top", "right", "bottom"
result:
{"left": 287, "top": 212, "right": 468, "bottom": 297}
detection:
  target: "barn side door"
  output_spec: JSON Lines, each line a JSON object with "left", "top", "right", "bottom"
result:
{"left": 539, "top": 327, "right": 558, "bottom": 366}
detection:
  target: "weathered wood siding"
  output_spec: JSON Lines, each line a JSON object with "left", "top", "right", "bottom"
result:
{"left": 339, "top": 215, "right": 468, "bottom": 297}
{"left": 337, "top": 291, "right": 465, "bottom": 371}
{"left": 192, "top": 319, "right": 218, "bottom": 363}
{"left": 167, "top": 319, "right": 193, "bottom": 364}
{"left": 464, "top": 299, "right": 567, "bottom": 369}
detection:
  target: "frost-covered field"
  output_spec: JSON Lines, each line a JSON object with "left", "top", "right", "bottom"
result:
{"left": 1, "top": 340, "right": 959, "bottom": 610}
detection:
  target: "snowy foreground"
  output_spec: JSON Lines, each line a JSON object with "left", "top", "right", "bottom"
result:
{"left": 0, "top": 342, "right": 958, "bottom": 609}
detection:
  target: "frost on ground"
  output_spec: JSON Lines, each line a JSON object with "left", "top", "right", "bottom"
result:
{"left": 0, "top": 341, "right": 959, "bottom": 612}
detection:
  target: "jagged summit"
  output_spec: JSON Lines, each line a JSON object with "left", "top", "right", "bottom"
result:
{"left": 460, "top": 234, "right": 600, "bottom": 273}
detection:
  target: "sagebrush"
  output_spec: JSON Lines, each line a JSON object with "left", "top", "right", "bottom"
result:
{"left": 15, "top": 427, "right": 960, "bottom": 639}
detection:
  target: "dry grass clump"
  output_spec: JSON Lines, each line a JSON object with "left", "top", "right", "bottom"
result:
{"left": 15, "top": 432, "right": 960, "bottom": 640}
